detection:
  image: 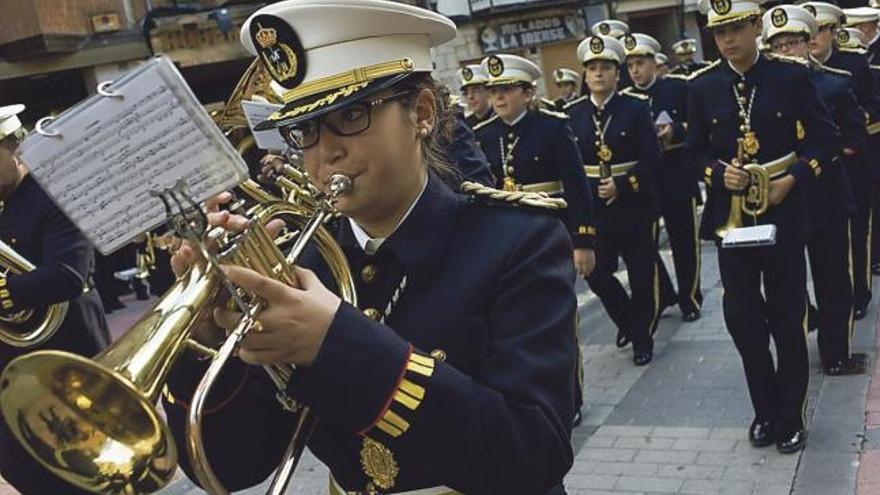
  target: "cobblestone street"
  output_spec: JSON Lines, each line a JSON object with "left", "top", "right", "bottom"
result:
{"left": 2, "top": 241, "right": 877, "bottom": 494}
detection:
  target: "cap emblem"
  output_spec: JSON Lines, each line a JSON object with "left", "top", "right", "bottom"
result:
{"left": 250, "top": 14, "right": 306, "bottom": 89}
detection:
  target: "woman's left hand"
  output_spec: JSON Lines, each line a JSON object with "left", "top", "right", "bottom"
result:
{"left": 214, "top": 265, "right": 342, "bottom": 367}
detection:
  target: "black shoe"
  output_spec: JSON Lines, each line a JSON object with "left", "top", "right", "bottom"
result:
{"left": 134, "top": 284, "right": 150, "bottom": 301}
{"left": 776, "top": 429, "right": 807, "bottom": 454}
{"left": 108, "top": 298, "right": 126, "bottom": 311}
{"left": 616, "top": 330, "right": 631, "bottom": 348}
{"left": 855, "top": 307, "right": 867, "bottom": 321}
{"left": 572, "top": 408, "right": 583, "bottom": 428}
{"left": 873, "top": 263, "right": 880, "bottom": 276}
{"left": 748, "top": 419, "right": 775, "bottom": 447}
{"left": 101, "top": 300, "right": 116, "bottom": 314}
{"left": 682, "top": 309, "right": 701, "bottom": 322}
{"left": 825, "top": 354, "right": 868, "bottom": 376}
{"left": 633, "top": 350, "right": 653, "bottom": 366}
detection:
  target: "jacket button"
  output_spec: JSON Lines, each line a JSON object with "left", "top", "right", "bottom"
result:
{"left": 360, "top": 264, "right": 378, "bottom": 284}
{"left": 363, "top": 308, "right": 382, "bottom": 321}
{"left": 430, "top": 349, "right": 447, "bottom": 362}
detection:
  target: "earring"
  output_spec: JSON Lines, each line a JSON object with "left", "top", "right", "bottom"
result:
{"left": 418, "top": 127, "right": 429, "bottom": 138}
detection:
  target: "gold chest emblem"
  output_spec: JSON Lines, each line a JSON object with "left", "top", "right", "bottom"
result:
{"left": 361, "top": 437, "right": 399, "bottom": 491}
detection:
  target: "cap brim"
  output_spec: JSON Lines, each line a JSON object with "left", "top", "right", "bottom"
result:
{"left": 484, "top": 78, "right": 534, "bottom": 87}
{"left": 254, "top": 73, "right": 412, "bottom": 130}
{"left": 706, "top": 12, "right": 761, "bottom": 28}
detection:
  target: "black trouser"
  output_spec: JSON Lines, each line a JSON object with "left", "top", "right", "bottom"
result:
{"left": 852, "top": 162, "right": 873, "bottom": 310}
{"left": 718, "top": 245, "right": 809, "bottom": 436}
{"left": 657, "top": 192, "right": 703, "bottom": 315}
{"left": 809, "top": 217, "right": 854, "bottom": 365}
{"left": 587, "top": 220, "right": 661, "bottom": 354}
{"left": 871, "top": 179, "right": 880, "bottom": 269}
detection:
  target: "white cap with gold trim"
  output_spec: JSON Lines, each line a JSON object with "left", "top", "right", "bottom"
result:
{"left": 843, "top": 7, "right": 880, "bottom": 27}
{"left": 655, "top": 52, "right": 669, "bottom": 65}
{"left": 578, "top": 35, "right": 626, "bottom": 65}
{"left": 554, "top": 68, "right": 580, "bottom": 84}
{"left": 240, "top": 0, "right": 456, "bottom": 130}
{"left": 481, "top": 54, "right": 542, "bottom": 87}
{"left": 623, "top": 33, "right": 662, "bottom": 57}
{"left": 671, "top": 38, "right": 698, "bottom": 55}
{"left": 762, "top": 5, "right": 817, "bottom": 43}
{"left": 802, "top": 2, "right": 845, "bottom": 28}
{"left": 838, "top": 27, "right": 869, "bottom": 49}
{"left": 459, "top": 64, "right": 489, "bottom": 88}
{"left": 0, "top": 105, "right": 25, "bottom": 142}
{"left": 590, "top": 20, "right": 629, "bottom": 39}
{"left": 698, "top": 0, "right": 763, "bottom": 28}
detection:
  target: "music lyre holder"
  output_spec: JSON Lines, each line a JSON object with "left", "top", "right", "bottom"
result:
{"left": 149, "top": 180, "right": 252, "bottom": 317}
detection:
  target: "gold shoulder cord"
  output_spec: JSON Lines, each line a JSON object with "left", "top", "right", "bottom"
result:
{"left": 461, "top": 181, "right": 567, "bottom": 210}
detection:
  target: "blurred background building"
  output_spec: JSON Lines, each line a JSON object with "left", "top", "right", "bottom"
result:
{"left": 0, "top": 0, "right": 709, "bottom": 123}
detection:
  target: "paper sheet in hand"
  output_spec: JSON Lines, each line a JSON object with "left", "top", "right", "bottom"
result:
{"left": 242, "top": 100, "right": 286, "bottom": 151}
{"left": 655, "top": 110, "right": 673, "bottom": 126}
{"left": 721, "top": 224, "right": 777, "bottom": 248}
{"left": 18, "top": 56, "right": 248, "bottom": 255}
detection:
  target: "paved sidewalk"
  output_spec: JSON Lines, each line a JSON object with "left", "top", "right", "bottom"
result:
{"left": 1, "top": 241, "right": 877, "bottom": 494}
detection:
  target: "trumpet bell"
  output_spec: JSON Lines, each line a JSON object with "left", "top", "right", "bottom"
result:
{"left": 0, "top": 351, "right": 176, "bottom": 495}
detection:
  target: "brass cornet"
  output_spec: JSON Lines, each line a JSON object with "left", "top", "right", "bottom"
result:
{"left": 0, "top": 175, "right": 356, "bottom": 495}
{"left": 715, "top": 138, "right": 770, "bottom": 238}
{"left": 0, "top": 240, "right": 68, "bottom": 347}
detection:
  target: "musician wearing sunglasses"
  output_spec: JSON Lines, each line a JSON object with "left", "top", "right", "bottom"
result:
{"left": 0, "top": 104, "right": 110, "bottom": 494}
{"left": 163, "top": 1, "right": 579, "bottom": 494}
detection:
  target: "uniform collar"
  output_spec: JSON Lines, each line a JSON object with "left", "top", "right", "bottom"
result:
{"left": 338, "top": 172, "right": 459, "bottom": 287}
{"left": 726, "top": 50, "right": 761, "bottom": 77}
{"left": 502, "top": 108, "right": 529, "bottom": 127}
{"left": 590, "top": 91, "right": 616, "bottom": 111}
{"left": 348, "top": 173, "right": 428, "bottom": 255}
{"left": 634, "top": 75, "right": 658, "bottom": 90}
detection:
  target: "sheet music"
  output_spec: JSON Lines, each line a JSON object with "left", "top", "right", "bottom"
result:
{"left": 19, "top": 56, "right": 248, "bottom": 255}
{"left": 242, "top": 100, "right": 286, "bottom": 151}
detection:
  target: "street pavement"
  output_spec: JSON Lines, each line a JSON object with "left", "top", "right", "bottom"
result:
{"left": 1, "top": 240, "right": 878, "bottom": 494}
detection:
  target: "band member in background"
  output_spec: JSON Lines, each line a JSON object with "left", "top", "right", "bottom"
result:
{"left": 623, "top": 33, "right": 704, "bottom": 322}
{"left": 566, "top": 34, "right": 664, "bottom": 365}
{"left": 670, "top": 38, "right": 712, "bottom": 76}
{"left": 592, "top": 19, "right": 633, "bottom": 88}
{"left": 806, "top": 1, "right": 880, "bottom": 320}
{"left": 655, "top": 52, "right": 671, "bottom": 76}
{"left": 553, "top": 68, "right": 581, "bottom": 111}
{"left": 688, "top": 0, "right": 839, "bottom": 453}
{"left": 163, "top": 2, "right": 581, "bottom": 493}
{"left": 459, "top": 64, "right": 494, "bottom": 129}
{"left": 765, "top": 5, "right": 866, "bottom": 376}
{"left": 473, "top": 53, "right": 597, "bottom": 280}
{"left": 0, "top": 104, "right": 111, "bottom": 494}
{"left": 844, "top": 7, "right": 880, "bottom": 64}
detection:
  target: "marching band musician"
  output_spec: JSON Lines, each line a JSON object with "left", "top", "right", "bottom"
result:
{"left": 565, "top": 34, "right": 664, "bottom": 366}
{"left": 688, "top": 0, "right": 839, "bottom": 453}
{"left": 623, "top": 32, "right": 704, "bottom": 322}
{"left": 472, "top": 53, "right": 597, "bottom": 279}
{"left": 162, "top": 1, "right": 580, "bottom": 493}
{"left": 458, "top": 64, "right": 494, "bottom": 130}
{"left": 764, "top": 5, "right": 865, "bottom": 376}
{"left": 805, "top": 1, "right": 880, "bottom": 320}
{"left": 0, "top": 104, "right": 111, "bottom": 494}
{"left": 553, "top": 68, "right": 582, "bottom": 111}
{"left": 669, "top": 38, "right": 713, "bottom": 76}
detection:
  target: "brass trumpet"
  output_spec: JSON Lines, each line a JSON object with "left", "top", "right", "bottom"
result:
{"left": 715, "top": 138, "right": 770, "bottom": 238}
{"left": 0, "top": 176, "right": 356, "bottom": 495}
{"left": 0, "top": 240, "right": 68, "bottom": 347}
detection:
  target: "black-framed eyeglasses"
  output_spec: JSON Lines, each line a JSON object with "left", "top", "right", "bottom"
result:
{"left": 280, "top": 91, "right": 413, "bottom": 150}
{"left": 770, "top": 38, "right": 806, "bottom": 52}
